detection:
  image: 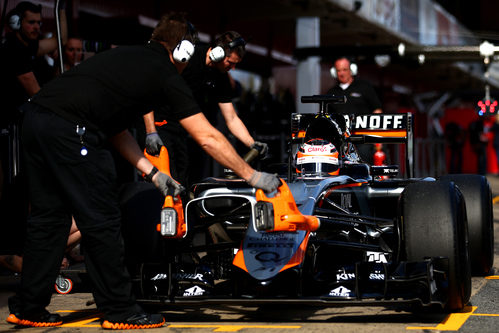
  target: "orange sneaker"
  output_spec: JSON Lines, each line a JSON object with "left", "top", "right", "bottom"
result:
{"left": 6, "top": 311, "right": 62, "bottom": 327}
{"left": 101, "top": 313, "right": 165, "bottom": 330}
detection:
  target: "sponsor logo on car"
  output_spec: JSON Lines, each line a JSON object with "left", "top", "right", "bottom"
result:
{"left": 341, "top": 193, "right": 352, "bottom": 209}
{"left": 329, "top": 286, "right": 352, "bottom": 297}
{"left": 354, "top": 115, "right": 405, "bottom": 129}
{"left": 183, "top": 286, "right": 205, "bottom": 297}
{"left": 366, "top": 251, "right": 388, "bottom": 263}
{"left": 344, "top": 114, "right": 406, "bottom": 130}
{"left": 176, "top": 273, "right": 205, "bottom": 281}
{"left": 369, "top": 273, "right": 385, "bottom": 280}
{"left": 151, "top": 273, "right": 168, "bottom": 281}
{"left": 336, "top": 272, "right": 355, "bottom": 281}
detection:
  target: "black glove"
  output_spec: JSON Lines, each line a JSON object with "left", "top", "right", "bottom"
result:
{"left": 152, "top": 171, "right": 185, "bottom": 197}
{"left": 248, "top": 171, "right": 280, "bottom": 193}
{"left": 251, "top": 141, "right": 269, "bottom": 158}
{"left": 145, "top": 132, "right": 164, "bottom": 155}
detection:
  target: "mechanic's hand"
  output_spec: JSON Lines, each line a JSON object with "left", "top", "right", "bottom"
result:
{"left": 152, "top": 171, "right": 185, "bottom": 197}
{"left": 251, "top": 141, "right": 269, "bottom": 158}
{"left": 145, "top": 132, "right": 164, "bottom": 155}
{"left": 248, "top": 171, "right": 280, "bottom": 193}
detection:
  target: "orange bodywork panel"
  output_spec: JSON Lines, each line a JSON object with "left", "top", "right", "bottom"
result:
{"left": 144, "top": 146, "right": 186, "bottom": 238}
{"left": 255, "top": 179, "right": 319, "bottom": 232}
{"left": 351, "top": 130, "right": 407, "bottom": 138}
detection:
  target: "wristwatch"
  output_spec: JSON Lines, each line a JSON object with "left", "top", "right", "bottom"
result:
{"left": 144, "top": 166, "right": 159, "bottom": 182}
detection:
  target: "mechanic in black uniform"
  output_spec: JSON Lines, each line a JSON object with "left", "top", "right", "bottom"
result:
{"left": 327, "top": 57, "right": 382, "bottom": 115}
{"left": 0, "top": 1, "right": 67, "bottom": 122}
{"left": 327, "top": 57, "right": 383, "bottom": 163}
{"left": 0, "top": 1, "right": 67, "bottom": 257}
{"left": 141, "top": 31, "right": 268, "bottom": 186}
{"left": 6, "top": 13, "right": 280, "bottom": 329}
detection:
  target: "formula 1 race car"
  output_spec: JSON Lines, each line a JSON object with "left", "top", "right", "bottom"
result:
{"left": 120, "top": 95, "right": 494, "bottom": 312}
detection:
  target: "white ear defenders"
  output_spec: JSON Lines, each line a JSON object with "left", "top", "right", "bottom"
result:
{"left": 172, "top": 39, "right": 195, "bottom": 63}
{"left": 330, "top": 62, "right": 358, "bottom": 78}
{"left": 8, "top": 13, "right": 21, "bottom": 31}
{"left": 209, "top": 36, "right": 246, "bottom": 62}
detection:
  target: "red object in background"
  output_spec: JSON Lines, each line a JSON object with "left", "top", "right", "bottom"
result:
{"left": 440, "top": 108, "right": 498, "bottom": 174}
{"left": 483, "top": 116, "right": 498, "bottom": 174}
{"left": 373, "top": 143, "right": 386, "bottom": 166}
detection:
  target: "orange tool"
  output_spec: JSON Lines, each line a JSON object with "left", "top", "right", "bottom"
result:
{"left": 144, "top": 146, "right": 186, "bottom": 238}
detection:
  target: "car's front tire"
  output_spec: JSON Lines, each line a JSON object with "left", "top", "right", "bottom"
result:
{"left": 439, "top": 174, "right": 494, "bottom": 276}
{"left": 399, "top": 180, "right": 471, "bottom": 311}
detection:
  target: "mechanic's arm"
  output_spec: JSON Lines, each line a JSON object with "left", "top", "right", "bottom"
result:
{"left": 143, "top": 111, "right": 157, "bottom": 134}
{"left": 180, "top": 113, "right": 279, "bottom": 192}
{"left": 142, "top": 111, "right": 164, "bottom": 155}
{"left": 17, "top": 72, "right": 40, "bottom": 96}
{"left": 38, "top": 6, "right": 68, "bottom": 56}
{"left": 109, "top": 130, "right": 156, "bottom": 176}
{"left": 110, "top": 130, "right": 183, "bottom": 195}
{"left": 219, "top": 102, "right": 254, "bottom": 147}
{"left": 219, "top": 102, "right": 269, "bottom": 156}
{"left": 181, "top": 113, "right": 254, "bottom": 180}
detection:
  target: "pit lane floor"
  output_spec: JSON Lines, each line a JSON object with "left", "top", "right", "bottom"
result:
{"left": 1, "top": 176, "right": 499, "bottom": 332}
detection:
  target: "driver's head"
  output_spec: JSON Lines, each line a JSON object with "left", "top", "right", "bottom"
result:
{"left": 296, "top": 138, "right": 340, "bottom": 178}
{"left": 333, "top": 57, "right": 354, "bottom": 85}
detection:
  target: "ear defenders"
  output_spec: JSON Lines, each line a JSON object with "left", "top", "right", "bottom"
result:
{"left": 209, "top": 36, "right": 246, "bottom": 62}
{"left": 172, "top": 39, "right": 195, "bottom": 63}
{"left": 330, "top": 62, "right": 358, "bottom": 78}
{"left": 171, "top": 21, "right": 197, "bottom": 63}
{"left": 9, "top": 13, "right": 21, "bottom": 31}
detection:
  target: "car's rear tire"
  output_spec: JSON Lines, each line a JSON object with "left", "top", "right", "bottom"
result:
{"left": 400, "top": 180, "right": 471, "bottom": 311}
{"left": 439, "top": 174, "right": 494, "bottom": 276}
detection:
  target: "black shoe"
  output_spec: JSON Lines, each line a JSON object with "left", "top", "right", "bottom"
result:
{"left": 6, "top": 311, "right": 62, "bottom": 327}
{"left": 101, "top": 313, "right": 165, "bottom": 330}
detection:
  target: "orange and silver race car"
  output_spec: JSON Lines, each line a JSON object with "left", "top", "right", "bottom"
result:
{"left": 120, "top": 95, "right": 493, "bottom": 312}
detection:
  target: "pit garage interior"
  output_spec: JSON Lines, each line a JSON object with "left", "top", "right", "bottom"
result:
{"left": 2, "top": 0, "right": 499, "bottom": 176}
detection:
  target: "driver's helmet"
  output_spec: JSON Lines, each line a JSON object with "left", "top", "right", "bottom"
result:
{"left": 296, "top": 138, "right": 340, "bottom": 178}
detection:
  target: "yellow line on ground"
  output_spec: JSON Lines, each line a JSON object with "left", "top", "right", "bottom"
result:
{"left": 169, "top": 324, "right": 301, "bottom": 332}
{"left": 61, "top": 318, "right": 101, "bottom": 328}
{"left": 406, "top": 306, "right": 477, "bottom": 331}
{"left": 55, "top": 311, "right": 302, "bottom": 331}
{"left": 485, "top": 275, "right": 499, "bottom": 279}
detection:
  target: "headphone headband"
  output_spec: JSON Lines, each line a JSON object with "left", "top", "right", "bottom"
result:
{"left": 227, "top": 37, "right": 246, "bottom": 49}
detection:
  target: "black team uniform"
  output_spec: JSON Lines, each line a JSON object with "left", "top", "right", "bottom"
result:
{"left": 137, "top": 43, "right": 234, "bottom": 186}
{"left": 0, "top": 33, "right": 53, "bottom": 253}
{"left": 327, "top": 79, "right": 382, "bottom": 163}
{"left": 9, "top": 41, "right": 200, "bottom": 323}
{"left": 327, "top": 79, "right": 382, "bottom": 115}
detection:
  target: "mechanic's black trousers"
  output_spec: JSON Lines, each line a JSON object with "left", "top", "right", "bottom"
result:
{"left": 10, "top": 104, "right": 141, "bottom": 321}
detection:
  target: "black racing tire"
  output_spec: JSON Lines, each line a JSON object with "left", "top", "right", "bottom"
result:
{"left": 400, "top": 180, "right": 471, "bottom": 311}
{"left": 439, "top": 174, "right": 494, "bottom": 276}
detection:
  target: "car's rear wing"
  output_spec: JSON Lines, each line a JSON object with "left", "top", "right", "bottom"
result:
{"left": 291, "top": 95, "right": 414, "bottom": 178}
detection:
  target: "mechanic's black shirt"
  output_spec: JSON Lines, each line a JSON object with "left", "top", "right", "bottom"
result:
{"left": 31, "top": 41, "right": 200, "bottom": 138}
{"left": 178, "top": 43, "right": 233, "bottom": 123}
{"left": 327, "top": 79, "right": 382, "bottom": 115}
{"left": 0, "top": 34, "right": 41, "bottom": 125}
